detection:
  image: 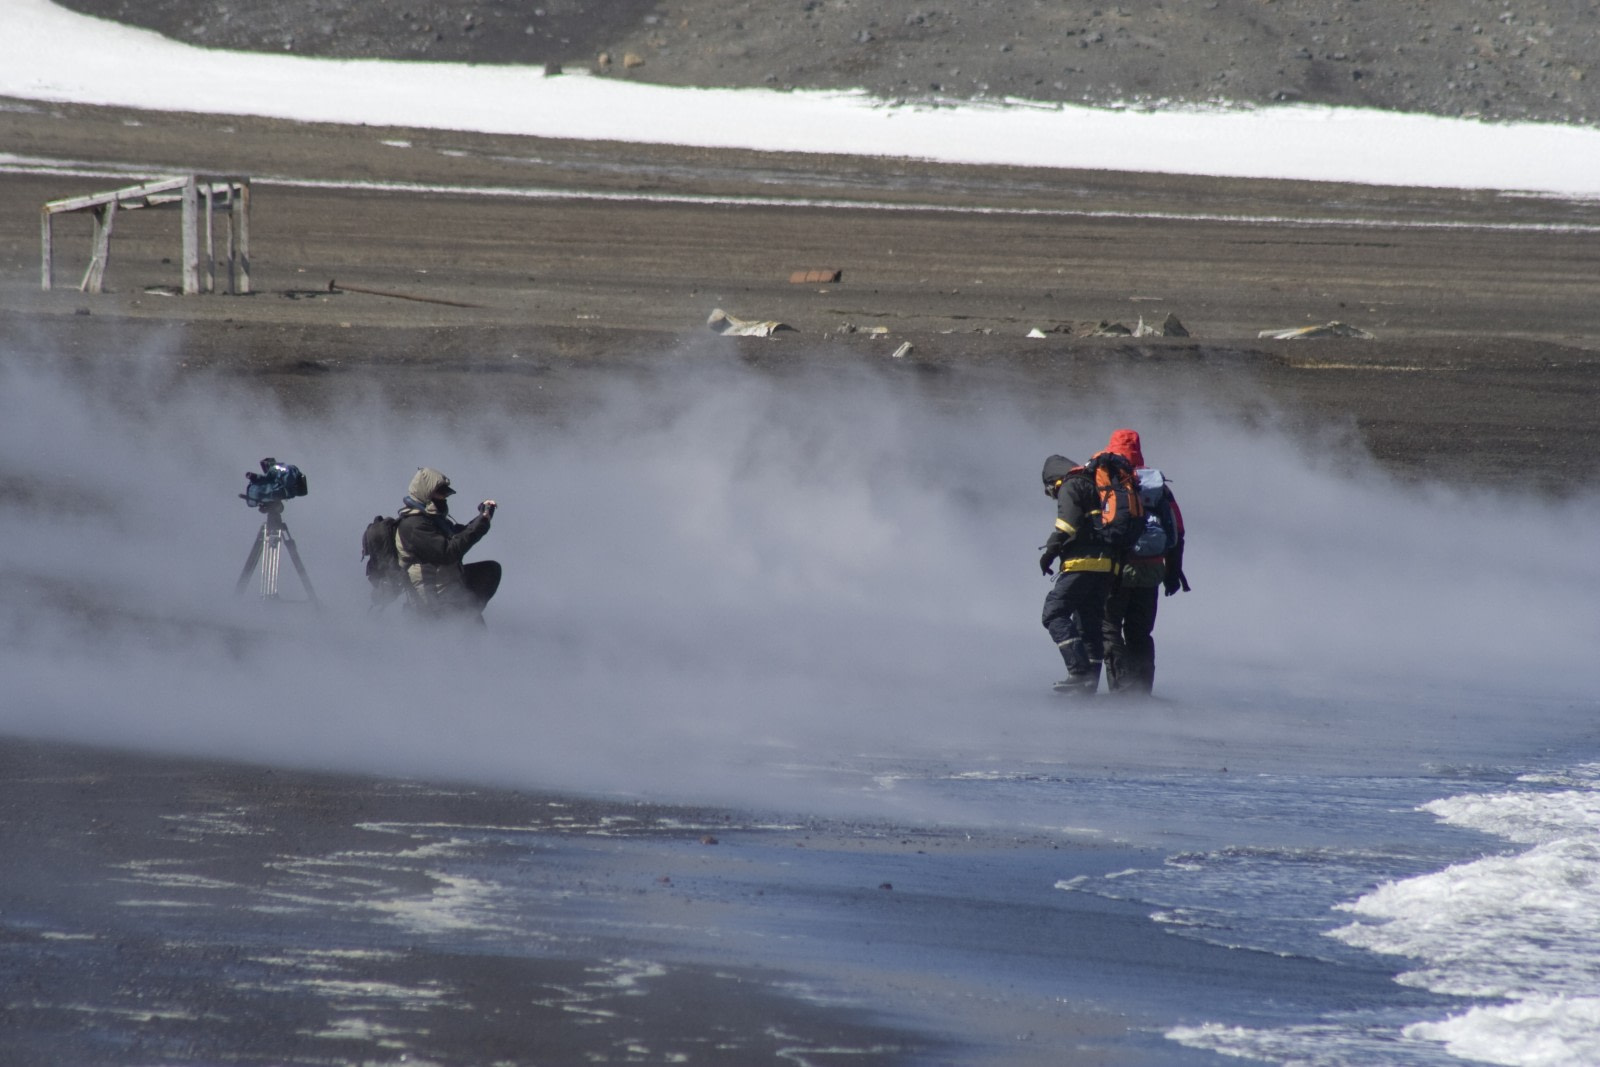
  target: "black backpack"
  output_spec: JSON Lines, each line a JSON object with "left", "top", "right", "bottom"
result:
{"left": 361, "top": 515, "right": 405, "bottom": 607}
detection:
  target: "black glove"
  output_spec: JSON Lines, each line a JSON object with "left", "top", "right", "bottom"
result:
{"left": 1163, "top": 545, "right": 1187, "bottom": 596}
{"left": 1039, "top": 550, "right": 1056, "bottom": 576}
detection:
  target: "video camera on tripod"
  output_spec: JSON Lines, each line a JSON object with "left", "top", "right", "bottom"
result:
{"left": 235, "top": 457, "right": 318, "bottom": 605}
{"left": 241, "top": 457, "right": 308, "bottom": 510}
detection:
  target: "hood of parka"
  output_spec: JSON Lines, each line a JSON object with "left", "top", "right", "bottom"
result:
{"left": 1041, "top": 454, "right": 1079, "bottom": 493}
{"left": 405, "top": 467, "right": 456, "bottom": 515}
{"left": 1106, "top": 428, "right": 1145, "bottom": 468}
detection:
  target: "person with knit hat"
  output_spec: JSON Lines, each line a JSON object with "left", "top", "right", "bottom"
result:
{"left": 394, "top": 466, "right": 502, "bottom": 624}
{"left": 1100, "top": 429, "right": 1187, "bottom": 695}
{"left": 1038, "top": 453, "right": 1117, "bottom": 696}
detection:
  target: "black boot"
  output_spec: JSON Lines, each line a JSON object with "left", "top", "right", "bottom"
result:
{"left": 1052, "top": 673, "right": 1098, "bottom": 697}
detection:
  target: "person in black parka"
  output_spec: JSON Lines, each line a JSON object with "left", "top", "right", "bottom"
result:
{"left": 1039, "top": 454, "right": 1115, "bottom": 696}
{"left": 395, "top": 466, "right": 501, "bottom": 624}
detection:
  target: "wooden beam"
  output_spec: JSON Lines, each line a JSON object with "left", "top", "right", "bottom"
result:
{"left": 80, "top": 200, "right": 116, "bottom": 293}
{"left": 43, "top": 175, "right": 194, "bottom": 215}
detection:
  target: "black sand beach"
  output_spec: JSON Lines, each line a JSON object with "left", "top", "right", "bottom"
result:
{"left": 0, "top": 732, "right": 1459, "bottom": 1067}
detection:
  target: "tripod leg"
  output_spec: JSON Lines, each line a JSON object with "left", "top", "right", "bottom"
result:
{"left": 280, "top": 528, "right": 320, "bottom": 608}
{"left": 261, "top": 531, "right": 281, "bottom": 599}
{"left": 234, "top": 525, "right": 267, "bottom": 595}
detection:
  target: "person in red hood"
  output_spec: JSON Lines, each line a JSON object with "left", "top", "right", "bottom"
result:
{"left": 1100, "top": 429, "right": 1188, "bottom": 695}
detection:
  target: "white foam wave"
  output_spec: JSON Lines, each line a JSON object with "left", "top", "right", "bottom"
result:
{"left": 1168, "top": 1021, "right": 1446, "bottom": 1066}
{"left": 1405, "top": 996, "right": 1600, "bottom": 1067}
{"left": 1327, "top": 768, "right": 1600, "bottom": 1065}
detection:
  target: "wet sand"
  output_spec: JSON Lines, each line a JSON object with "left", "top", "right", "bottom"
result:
{"left": 2, "top": 735, "right": 1227, "bottom": 1066}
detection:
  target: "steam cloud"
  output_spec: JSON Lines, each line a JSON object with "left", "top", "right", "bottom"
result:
{"left": 3, "top": 337, "right": 1596, "bottom": 818}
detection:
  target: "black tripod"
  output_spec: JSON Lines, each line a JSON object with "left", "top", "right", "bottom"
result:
{"left": 234, "top": 501, "right": 319, "bottom": 605}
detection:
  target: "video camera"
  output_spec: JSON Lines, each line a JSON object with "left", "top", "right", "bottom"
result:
{"left": 242, "top": 457, "right": 309, "bottom": 509}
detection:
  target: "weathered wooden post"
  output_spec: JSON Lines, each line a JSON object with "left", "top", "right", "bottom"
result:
{"left": 202, "top": 181, "right": 216, "bottom": 293}
{"left": 233, "top": 180, "right": 251, "bottom": 294}
{"left": 222, "top": 185, "right": 235, "bottom": 294}
{"left": 180, "top": 176, "right": 199, "bottom": 295}
{"left": 40, "top": 206, "right": 52, "bottom": 290}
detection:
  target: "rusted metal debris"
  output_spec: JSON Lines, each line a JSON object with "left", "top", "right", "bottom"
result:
{"left": 327, "top": 279, "right": 485, "bottom": 309}
{"left": 789, "top": 269, "right": 842, "bottom": 284}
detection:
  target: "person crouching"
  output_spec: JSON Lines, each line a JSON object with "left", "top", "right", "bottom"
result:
{"left": 395, "top": 467, "right": 501, "bottom": 625}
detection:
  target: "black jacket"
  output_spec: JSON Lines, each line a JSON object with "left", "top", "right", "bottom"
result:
{"left": 396, "top": 499, "right": 491, "bottom": 607}
{"left": 1040, "top": 455, "right": 1113, "bottom": 573}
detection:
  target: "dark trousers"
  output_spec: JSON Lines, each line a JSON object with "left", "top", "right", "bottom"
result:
{"left": 1042, "top": 570, "right": 1110, "bottom": 692}
{"left": 460, "top": 560, "right": 502, "bottom": 613}
{"left": 1104, "top": 581, "right": 1159, "bottom": 694}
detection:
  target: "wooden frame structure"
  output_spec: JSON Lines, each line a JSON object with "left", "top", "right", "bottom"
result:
{"left": 41, "top": 175, "right": 251, "bottom": 295}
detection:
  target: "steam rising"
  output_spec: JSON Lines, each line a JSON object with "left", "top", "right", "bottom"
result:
{"left": 3, "top": 339, "right": 1597, "bottom": 817}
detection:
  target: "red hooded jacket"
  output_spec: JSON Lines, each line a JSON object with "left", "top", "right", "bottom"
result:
{"left": 1104, "top": 429, "right": 1186, "bottom": 578}
{"left": 1106, "top": 428, "right": 1146, "bottom": 468}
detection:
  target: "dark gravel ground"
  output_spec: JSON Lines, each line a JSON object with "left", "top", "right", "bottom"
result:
{"left": 56, "top": 0, "right": 1600, "bottom": 126}
{"left": 6, "top": 98, "right": 1599, "bottom": 492}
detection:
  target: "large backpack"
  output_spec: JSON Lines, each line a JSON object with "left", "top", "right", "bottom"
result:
{"left": 361, "top": 515, "right": 406, "bottom": 607}
{"left": 1130, "top": 467, "right": 1177, "bottom": 559}
{"left": 1085, "top": 451, "right": 1146, "bottom": 554}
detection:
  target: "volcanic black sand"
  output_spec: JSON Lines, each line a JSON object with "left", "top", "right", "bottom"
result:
{"left": 6, "top": 96, "right": 1600, "bottom": 489}
{"left": 3, "top": 5, "right": 1600, "bottom": 1065}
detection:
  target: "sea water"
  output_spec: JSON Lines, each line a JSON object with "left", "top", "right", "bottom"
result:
{"left": 865, "top": 713, "right": 1600, "bottom": 1067}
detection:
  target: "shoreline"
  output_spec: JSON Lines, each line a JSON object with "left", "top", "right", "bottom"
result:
{"left": 0, "top": 733, "right": 1199, "bottom": 1066}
